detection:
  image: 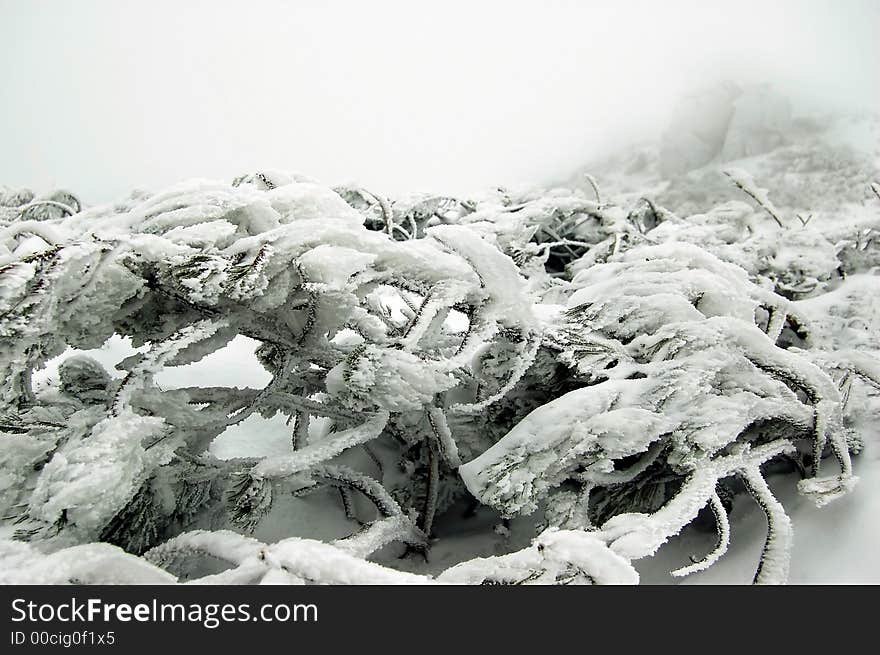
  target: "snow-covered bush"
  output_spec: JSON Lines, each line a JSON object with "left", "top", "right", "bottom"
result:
{"left": 0, "top": 157, "right": 877, "bottom": 585}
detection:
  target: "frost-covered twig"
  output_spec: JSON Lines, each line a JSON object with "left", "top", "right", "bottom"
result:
{"left": 740, "top": 466, "right": 793, "bottom": 585}
{"left": 17, "top": 199, "right": 78, "bottom": 219}
{"left": 670, "top": 491, "right": 730, "bottom": 577}
{"left": 251, "top": 411, "right": 390, "bottom": 480}
{"left": 584, "top": 173, "right": 602, "bottom": 206}
{"left": 724, "top": 168, "right": 785, "bottom": 227}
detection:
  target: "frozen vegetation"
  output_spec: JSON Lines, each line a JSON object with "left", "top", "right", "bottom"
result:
{"left": 0, "top": 91, "right": 878, "bottom": 585}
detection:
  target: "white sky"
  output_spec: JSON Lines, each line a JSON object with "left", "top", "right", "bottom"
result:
{"left": 0, "top": 0, "right": 876, "bottom": 203}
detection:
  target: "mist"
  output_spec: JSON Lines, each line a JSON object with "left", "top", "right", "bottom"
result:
{"left": 1, "top": 0, "right": 876, "bottom": 203}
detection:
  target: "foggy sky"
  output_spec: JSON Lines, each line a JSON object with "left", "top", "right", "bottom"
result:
{"left": 1, "top": 0, "right": 876, "bottom": 204}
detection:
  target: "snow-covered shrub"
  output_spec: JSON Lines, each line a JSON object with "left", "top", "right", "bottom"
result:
{"left": 0, "top": 175, "right": 540, "bottom": 557}
{"left": 460, "top": 242, "right": 859, "bottom": 583}
{"left": 0, "top": 159, "right": 876, "bottom": 585}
